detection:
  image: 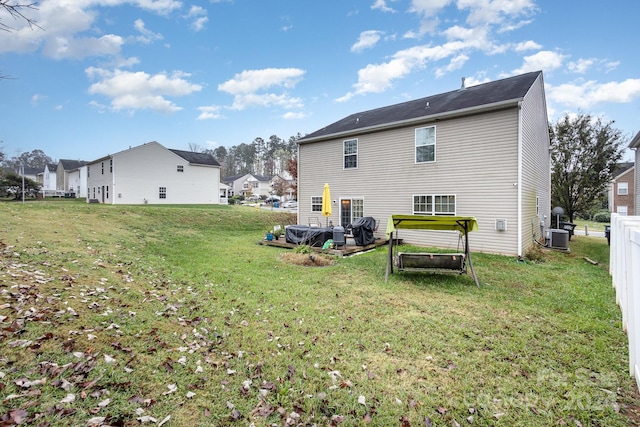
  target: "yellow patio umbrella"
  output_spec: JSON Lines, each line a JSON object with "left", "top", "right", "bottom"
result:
{"left": 321, "top": 183, "right": 331, "bottom": 226}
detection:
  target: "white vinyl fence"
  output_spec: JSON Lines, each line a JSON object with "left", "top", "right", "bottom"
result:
{"left": 610, "top": 213, "right": 640, "bottom": 389}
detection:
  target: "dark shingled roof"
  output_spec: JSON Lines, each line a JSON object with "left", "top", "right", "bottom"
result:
{"left": 59, "top": 159, "right": 87, "bottom": 171}
{"left": 169, "top": 149, "right": 220, "bottom": 166}
{"left": 300, "top": 71, "right": 542, "bottom": 142}
{"left": 613, "top": 162, "right": 634, "bottom": 178}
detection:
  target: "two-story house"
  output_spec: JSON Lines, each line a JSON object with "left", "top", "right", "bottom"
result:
{"left": 86, "top": 141, "right": 221, "bottom": 205}
{"left": 56, "top": 160, "right": 87, "bottom": 195}
{"left": 609, "top": 162, "right": 635, "bottom": 216}
{"left": 297, "top": 71, "right": 551, "bottom": 257}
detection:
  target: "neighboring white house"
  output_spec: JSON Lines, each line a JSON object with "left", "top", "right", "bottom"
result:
{"left": 297, "top": 71, "right": 551, "bottom": 257}
{"left": 67, "top": 165, "right": 89, "bottom": 198}
{"left": 38, "top": 163, "right": 58, "bottom": 197}
{"left": 630, "top": 131, "right": 640, "bottom": 216}
{"left": 223, "top": 173, "right": 273, "bottom": 199}
{"left": 86, "top": 141, "right": 221, "bottom": 205}
{"left": 56, "top": 160, "right": 87, "bottom": 195}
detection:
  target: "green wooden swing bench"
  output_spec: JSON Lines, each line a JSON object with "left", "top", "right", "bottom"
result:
{"left": 385, "top": 214, "right": 480, "bottom": 287}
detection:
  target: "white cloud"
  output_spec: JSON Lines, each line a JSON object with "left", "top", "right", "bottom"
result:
{"left": 371, "top": 0, "right": 396, "bottom": 13}
{"left": 133, "top": 0, "right": 182, "bottom": 15}
{"left": 218, "top": 68, "right": 305, "bottom": 110}
{"left": 43, "top": 34, "right": 124, "bottom": 59}
{"left": 283, "top": 111, "right": 306, "bottom": 119}
{"left": 457, "top": 0, "right": 536, "bottom": 29}
{"left": 514, "top": 40, "right": 541, "bottom": 52}
{"left": 435, "top": 54, "right": 469, "bottom": 78}
{"left": 338, "top": 40, "right": 470, "bottom": 101}
{"left": 547, "top": 78, "right": 640, "bottom": 109}
{"left": 86, "top": 67, "right": 202, "bottom": 113}
{"left": 0, "top": 0, "right": 180, "bottom": 57}
{"left": 134, "top": 19, "right": 163, "bottom": 44}
{"left": 512, "top": 50, "right": 566, "bottom": 74}
{"left": 351, "top": 30, "right": 384, "bottom": 52}
{"left": 567, "top": 58, "right": 595, "bottom": 74}
{"left": 185, "top": 5, "right": 208, "bottom": 31}
{"left": 409, "top": 0, "right": 452, "bottom": 35}
{"left": 197, "top": 105, "right": 224, "bottom": 120}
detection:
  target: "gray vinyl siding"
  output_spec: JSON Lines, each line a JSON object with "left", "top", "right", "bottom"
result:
{"left": 299, "top": 107, "right": 524, "bottom": 255}
{"left": 519, "top": 74, "right": 551, "bottom": 256}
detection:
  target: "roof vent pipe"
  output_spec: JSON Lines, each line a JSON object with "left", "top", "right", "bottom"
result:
{"left": 460, "top": 77, "right": 466, "bottom": 90}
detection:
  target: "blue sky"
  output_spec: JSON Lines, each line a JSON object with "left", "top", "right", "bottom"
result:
{"left": 1, "top": 0, "right": 639, "bottom": 162}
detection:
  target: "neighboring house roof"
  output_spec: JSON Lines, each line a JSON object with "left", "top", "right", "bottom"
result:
{"left": 59, "top": 159, "right": 87, "bottom": 171}
{"left": 613, "top": 162, "right": 634, "bottom": 180}
{"left": 251, "top": 174, "right": 272, "bottom": 182}
{"left": 23, "top": 166, "right": 41, "bottom": 176}
{"left": 300, "top": 70, "right": 543, "bottom": 143}
{"left": 629, "top": 131, "right": 640, "bottom": 149}
{"left": 46, "top": 163, "right": 57, "bottom": 171}
{"left": 168, "top": 149, "right": 220, "bottom": 167}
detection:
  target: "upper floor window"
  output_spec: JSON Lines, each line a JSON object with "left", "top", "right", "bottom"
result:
{"left": 415, "top": 126, "right": 436, "bottom": 163}
{"left": 177, "top": 165, "right": 184, "bottom": 173}
{"left": 109, "top": 159, "right": 113, "bottom": 173}
{"left": 101, "top": 162, "right": 104, "bottom": 174}
{"left": 344, "top": 139, "right": 358, "bottom": 169}
{"left": 311, "top": 196, "right": 323, "bottom": 212}
{"left": 159, "top": 187, "right": 167, "bottom": 199}
{"left": 618, "top": 182, "right": 628, "bottom": 195}
{"left": 413, "top": 194, "right": 456, "bottom": 215}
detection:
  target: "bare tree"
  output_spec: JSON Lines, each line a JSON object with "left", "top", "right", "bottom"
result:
{"left": 1, "top": 1, "right": 41, "bottom": 79}
{"left": 1, "top": 1, "right": 40, "bottom": 32}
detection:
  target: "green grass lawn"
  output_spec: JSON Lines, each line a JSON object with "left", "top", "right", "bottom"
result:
{"left": 572, "top": 218, "right": 609, "bottom": 233}
{"left": 0, "top": 200, "right": 637, "bottom": 426}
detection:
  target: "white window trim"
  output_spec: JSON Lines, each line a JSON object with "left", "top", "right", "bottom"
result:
{"left": 415, "top": 126, "right": 436, "bottom": 164}
{"left": 311, "top": 196, "right": 323, "bottom": 212}
{"left": 412, "top": 194, "right": 456, "bottom": 216}
{"left": 343, "top": 138, "right": 358, "bottom": 170}
{"left": 618, "top": 182, "right": 628, "bottom": 195}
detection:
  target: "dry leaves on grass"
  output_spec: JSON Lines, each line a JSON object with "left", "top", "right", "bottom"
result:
{"left": 280, "top": 252, "right": 335, "bottom": 267}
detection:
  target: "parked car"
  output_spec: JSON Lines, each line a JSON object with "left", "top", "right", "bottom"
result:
{"left": 282, "top": 200, "right": 298, "bottom": 209}
{"left": 265, "top": 196, "right": 281, "bottom": 204}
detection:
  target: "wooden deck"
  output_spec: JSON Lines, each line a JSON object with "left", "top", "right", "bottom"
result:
{"left": 257, "top": 237, "right": 388, "bottom": 256}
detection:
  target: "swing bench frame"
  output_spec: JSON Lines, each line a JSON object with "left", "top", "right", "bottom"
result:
{"left": 385, "top": 214, "right": 480, "bottom": 287}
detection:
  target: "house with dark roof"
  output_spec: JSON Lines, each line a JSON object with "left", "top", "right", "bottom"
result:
{"left": 297, "top": 71, "right": 551, "bottom": 257}
{"left": 86, "top": 141, "right": 221, "bottom": 204}
{"left": 57, "top": 159, "right": 88, "bottom": 197}
{"left": 223, "top": 173, "right": 273, "bottom": 199}
{"left": 608, "top": 162, "right": 635, "bottom": 216}
{"left": 630, "top": 131, "right": 640, "bottom": 216}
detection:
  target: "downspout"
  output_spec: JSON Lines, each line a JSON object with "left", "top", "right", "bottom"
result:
{"left": 517, "top": 100, "right": 523, "bottom": 257}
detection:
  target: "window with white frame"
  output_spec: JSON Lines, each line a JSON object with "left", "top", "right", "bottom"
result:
{"left": 311, "top": 196, "right": 323, "bottom": 212}
{"left": 413, "top": 194, "right": 456, "bottom": 215}
{"left": 177, "top": 165, "right": 184, "bottom": 172}
{"left": 159, "top": 187, "right": 167, "bottom": 199}
{"left": 617, "top": 205, "right": 628, "bottom": 216}
{"left": 415, "top": 126, "right": 436, "bottom": 163}
{"left": 344, "top": 139, "right": 358, "bottom": 169}
{"left": 618, "top": 182, "right": 628, "bottom": 195}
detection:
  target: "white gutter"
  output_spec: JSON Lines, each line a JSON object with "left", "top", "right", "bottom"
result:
{"left": 299, "top": 98, "right": 523, "bottom": 144}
